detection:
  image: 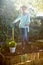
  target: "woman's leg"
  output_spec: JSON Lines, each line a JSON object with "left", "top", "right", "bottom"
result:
{"left": 20, "top": 28, "right": 26, "bottom": 49}
{"left": 24, "top": 28, "right": 28, "bottom": 43}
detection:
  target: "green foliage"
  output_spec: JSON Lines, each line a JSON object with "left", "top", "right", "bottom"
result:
{"left": 8, "top": 41, "right": 17, "bottom": 47}
{"left": 0, "top": 21, "right": 12, "bottom": 42}
{"left": 0, "top": 0, "right": 43, "bottom": 42}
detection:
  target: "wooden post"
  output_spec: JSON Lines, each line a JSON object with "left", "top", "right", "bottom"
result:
{"left": 12, "top": 27, "right": 14, "bottom": 41}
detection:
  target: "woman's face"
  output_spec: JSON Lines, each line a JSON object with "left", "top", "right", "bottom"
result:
{"left": 20, "top": 7, "right": 26, "bottom": 14}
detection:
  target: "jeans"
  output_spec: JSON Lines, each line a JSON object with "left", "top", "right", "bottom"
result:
{"left": 20, "top": 28, "right": 28, "bottom": 42}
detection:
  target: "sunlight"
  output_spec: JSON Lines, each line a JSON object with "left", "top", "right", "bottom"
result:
{"left": 37, "top": 12, "right": 43, "bottom": 16}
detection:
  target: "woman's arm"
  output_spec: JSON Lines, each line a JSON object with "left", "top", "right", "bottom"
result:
{"left": 13, "top": 18, "right": 21, "bottom": 24}
{"left": 12, "top": 14, "right": 21, "bottom": 24}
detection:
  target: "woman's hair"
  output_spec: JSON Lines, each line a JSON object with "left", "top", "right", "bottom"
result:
{"left": 21, "top": 5, "right": 27, "bottom": 9}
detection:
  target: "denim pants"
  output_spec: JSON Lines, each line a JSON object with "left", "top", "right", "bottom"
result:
{"left": 20, "top": 28, "right": 28, "bottom": 42}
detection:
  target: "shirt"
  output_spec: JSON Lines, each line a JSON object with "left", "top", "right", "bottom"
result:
{"left": 19, "top": 13, "right": 30, "bottom": 28}
{"left": 13, "top": 13, "right": 30, "bottom": 32}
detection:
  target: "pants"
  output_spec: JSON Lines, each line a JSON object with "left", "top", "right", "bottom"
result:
{"left": 20, "top": 28, "right": 28, "bottom": 42}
